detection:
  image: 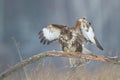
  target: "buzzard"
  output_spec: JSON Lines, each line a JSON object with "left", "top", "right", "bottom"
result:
{"left": 39, "top": 18, "right": 103, "bottom": 67}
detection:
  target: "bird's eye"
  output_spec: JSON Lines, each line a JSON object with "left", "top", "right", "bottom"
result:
{"left": 89, "top": 22, "right": 91, "bottom": 25}
{"left": 83, "top": 17, "right": 86, "bottom": 19}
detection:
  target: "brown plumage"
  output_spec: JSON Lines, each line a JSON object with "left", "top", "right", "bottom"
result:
{"left": 39, "top": 24, "right": 83, "bottom": 52}
{"left": 39, "top": 24, "right": 85, "bottom": 67}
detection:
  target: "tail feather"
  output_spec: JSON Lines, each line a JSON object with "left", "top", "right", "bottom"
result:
{"left": 94, "top": 36, "right": 104, "bottom": 50}
{"left": 69, "top": 58, "right": 89, "bottom": 68}
{"left": 69, "top": 47, "right": 91, "bottom": 68}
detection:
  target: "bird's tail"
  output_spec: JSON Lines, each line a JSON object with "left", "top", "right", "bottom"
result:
{"left": 69, "top": 47, "right": 91, "bottom": 68}
{"left": 69, "top": 57, "right": 89, "bottom": 67}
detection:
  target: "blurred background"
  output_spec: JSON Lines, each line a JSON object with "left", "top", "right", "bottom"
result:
{"left": 0, "top": 0, "right": 120, "bottom": 80}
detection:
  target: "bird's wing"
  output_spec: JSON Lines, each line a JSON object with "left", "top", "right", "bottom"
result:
{"left": 81, "top": 26, "right": 104, "bottom": 50}
{"left": 39, "top": 24, "right": 66, "bottom": 45}
{"left": 81, "top": 26, "right": 96, "bottom": 44}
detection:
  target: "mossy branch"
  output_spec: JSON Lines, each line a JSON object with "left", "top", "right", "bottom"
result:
{"left": 0, "top": 51, "right": 120, "bottom": 80}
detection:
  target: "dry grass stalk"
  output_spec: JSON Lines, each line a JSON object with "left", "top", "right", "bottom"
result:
{"left": 0, "top": 51, "right": 120, "bottom": 80}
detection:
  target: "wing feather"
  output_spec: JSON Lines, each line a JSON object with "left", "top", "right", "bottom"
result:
{"left": 39, "top": 24, "right": 66, "bottom": 45}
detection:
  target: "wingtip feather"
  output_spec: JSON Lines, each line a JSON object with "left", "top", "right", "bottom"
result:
{"left": 97, "top": 43, "right": 104, "bottom": 50}
{"left": 94, "top": 36, "right": 104, "bottom": 51}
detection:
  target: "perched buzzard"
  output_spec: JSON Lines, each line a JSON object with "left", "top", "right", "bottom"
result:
{"left": 39, "top": 18, "right": 103, "bottom": 67}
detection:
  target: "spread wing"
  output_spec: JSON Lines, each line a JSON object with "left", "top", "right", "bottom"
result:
{"left": 39, "top": 24, "right": 66, "bottom": 45}
{"left": 81, "top": 26, "right": 103, "bottom": 50}
{"left": 74, "top": 18, "right": 103, "bottom": 50}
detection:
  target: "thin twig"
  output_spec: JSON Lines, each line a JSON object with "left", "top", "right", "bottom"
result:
{"left": 11, "top": 37, "right": 29, "bottom": 80}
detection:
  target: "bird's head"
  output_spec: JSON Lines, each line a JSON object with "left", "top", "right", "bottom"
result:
{"left": 74, "top": 17, "right": 92, "bottom": 33}
{"left": 77, "top": 17, "right": 92, "bottom": 32}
